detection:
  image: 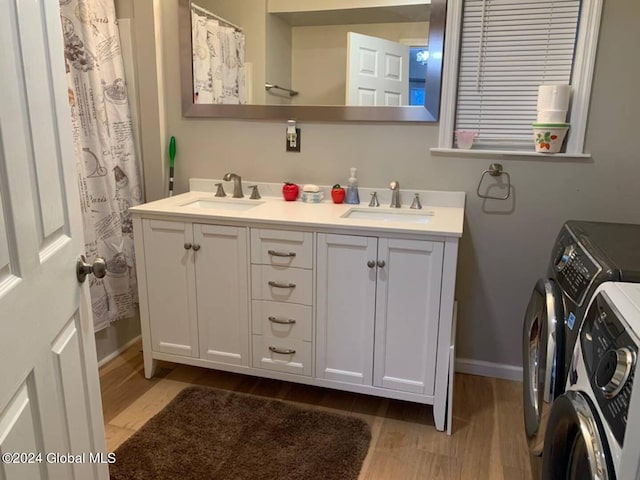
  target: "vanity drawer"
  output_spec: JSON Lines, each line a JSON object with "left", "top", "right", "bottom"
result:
{"left": 252, "top": 335, "right": 312, "bottom": 376}
{"left": 252, "top": 300, "right": 312, "bottom": 341}
{"left": 251, "top": 265, "right": 312, "bottom": 306}
{"left": 251, "top": 228, "right": 313, "bottom": 269}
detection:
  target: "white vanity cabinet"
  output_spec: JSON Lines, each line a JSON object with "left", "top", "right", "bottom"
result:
{"left": 316, "top": 234, "right": 444, "bottom": 395}
{"left": 138, "top": 219, "right": 250, "bottom": 376}
{"left": 131, "top": 185, "right": 463, "bottom": 432}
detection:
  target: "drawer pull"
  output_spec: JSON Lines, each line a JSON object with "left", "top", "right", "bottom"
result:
{"left": 268, "top": 250, "right": 297, "bottom": 258}
{"left": 268, "top": 316, "right": 297, "bottom": 325}
{"left": 269, "top": 346, "right": 296, "bottom": 355}
{"left": 268, "top": 281, "right": 296, "bottom": 289}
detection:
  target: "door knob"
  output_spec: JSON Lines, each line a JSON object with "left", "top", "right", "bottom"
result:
{"left": 76, "top": 255, "right": 107, "bottom": 283}
{"left": 367, "top": 260, "right": 376, "bottom": 268}
{"left": 377, "top": 260, "right": 386, "bottom": 268}
{"left": 192, "top": 244, "right": 201, "bottom": 251}
{"left": 184, "top": 242, "right": 192, "bottom": 250}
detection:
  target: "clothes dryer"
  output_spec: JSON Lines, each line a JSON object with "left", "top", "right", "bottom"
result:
{"left": 542, "top": 282, "right": 640, "bottom": 479}
{"left": 523, "top": 221, "right": 640, "bottom": 455}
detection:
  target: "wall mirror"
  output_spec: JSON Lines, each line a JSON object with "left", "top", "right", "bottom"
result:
{"left": 179, "top": 0, "right": 446, "bottom": 121}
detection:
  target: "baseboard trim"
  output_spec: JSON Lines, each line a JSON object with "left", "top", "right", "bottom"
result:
{"left": 97, "top": 335, "right": 142, "bottom": 368}
{"left": 96, "top": 338, "right": 523, "bottom": 381}
{"left": 455, "top": 357, "right": 523, "bottom": 382}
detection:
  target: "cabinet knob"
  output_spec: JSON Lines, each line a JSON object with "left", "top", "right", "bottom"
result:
{"left": 367, "top": 260, "right": 376, "bottom": 268}
{"left": 192, "top": 244, "right": 201, "bottom": 251}
{"left": 377, "top": 260, "right": 386, "bottom": 268}
{"left": 184, "top": 242, "right": 192, "bottom": 250}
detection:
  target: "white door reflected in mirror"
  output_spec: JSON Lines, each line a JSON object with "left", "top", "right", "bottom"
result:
{"left": 346, "top": 32, "right": 409, "bottom": 106}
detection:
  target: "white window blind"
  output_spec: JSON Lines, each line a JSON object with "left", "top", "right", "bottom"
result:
{"left": 454, "top": 0, "right": 581, "bottom": 150}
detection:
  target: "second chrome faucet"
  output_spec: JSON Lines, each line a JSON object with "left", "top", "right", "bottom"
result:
{"left": 223, "top": 172, "right": 244, "bottom": 198}
{"left": 390, "top": 181, "right": 401, "bottom": 208}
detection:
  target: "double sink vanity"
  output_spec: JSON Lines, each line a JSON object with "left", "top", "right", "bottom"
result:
{"left": 130, "top": 178, "right": 464, "bottom": 432}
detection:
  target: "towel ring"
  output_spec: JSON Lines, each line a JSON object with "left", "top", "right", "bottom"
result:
{"left": 477, "top": 163, "right": 511, "bottom": 200}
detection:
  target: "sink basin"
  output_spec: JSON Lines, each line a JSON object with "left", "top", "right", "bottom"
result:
{"left": 181, "top": 198, "right": 264, "bottom": 211}
{"left": 342, "top": 208, "right": 433, "bottom": 224}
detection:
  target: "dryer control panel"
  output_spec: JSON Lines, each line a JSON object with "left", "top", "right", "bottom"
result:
{"left": 581, "top": 292, "right": 637, "bottom": 446}
{"left": 552, "top": 226, "right": 602, "bottom": 306}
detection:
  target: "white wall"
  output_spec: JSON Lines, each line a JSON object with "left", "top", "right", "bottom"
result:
{"left": 132, "top": 0, "right": 640, "bottom": 373}
{"left": 94, "top": 315, "right": 141, "bottom": 364}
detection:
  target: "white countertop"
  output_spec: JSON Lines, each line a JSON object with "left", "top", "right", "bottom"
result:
{"left": 129, "top": 179, "right": 466, "bottom": 238}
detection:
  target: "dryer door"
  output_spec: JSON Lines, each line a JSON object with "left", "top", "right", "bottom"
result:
{"left": 523, "top": 278, "right": 565, "bottom": 455}
{"left": 542, "top": 391, "right": 615, "bottom": 480}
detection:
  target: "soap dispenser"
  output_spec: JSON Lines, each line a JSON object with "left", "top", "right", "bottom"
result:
{"left": 345, "top": 167, "right": 360, "bottom": 204}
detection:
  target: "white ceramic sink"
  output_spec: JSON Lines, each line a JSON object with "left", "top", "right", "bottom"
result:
{"left": 342, "top": 208, "right": 433, "bottom": 224}
{"left": 181, "top": 198, "right": 264, "bottom": 211}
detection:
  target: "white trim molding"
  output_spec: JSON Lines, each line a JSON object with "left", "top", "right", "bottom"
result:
{"left": 437, "top": 0, "right": 463, "bottom": 149}
{"left": 455, "top": 357, "right": 523, "bottom": 382}
{"left": 97, "top": 335, "right": 142, "bottom": 368}
{"left": 565, "top": 0, "right": 604, "bottom": 153}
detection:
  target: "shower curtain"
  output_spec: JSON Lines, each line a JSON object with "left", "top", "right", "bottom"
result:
{"left": 60, "top": 0, "right": 143, "bottom": 331}
{"left": 192, "top": 9, "right": 246, "bottom": 104}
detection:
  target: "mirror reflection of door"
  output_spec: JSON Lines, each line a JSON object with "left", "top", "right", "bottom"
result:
{"left": 346, "top": 32, "right": 409, "bottom": 106}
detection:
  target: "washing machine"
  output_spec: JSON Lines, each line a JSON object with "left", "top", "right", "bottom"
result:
{"left": 542, "top": 282, "right": 640, "bottom": 479}
{"left": 523, "top": 221, "right": 640, "bottom": 455}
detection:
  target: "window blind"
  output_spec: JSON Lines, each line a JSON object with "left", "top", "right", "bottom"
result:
{"left": 454, "top": 0, "right": 581, "bottom": 150}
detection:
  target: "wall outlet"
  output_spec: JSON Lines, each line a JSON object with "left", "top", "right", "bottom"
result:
{"left": 286, "top": 128, "right": 301, "bottom": 152}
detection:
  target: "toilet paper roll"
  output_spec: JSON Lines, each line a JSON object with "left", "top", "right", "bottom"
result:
{"left": 537, "top": 84, "right": 571, "bottom": 111}
{"left": 537, "top": 109, "right": 567, "bottom": 123}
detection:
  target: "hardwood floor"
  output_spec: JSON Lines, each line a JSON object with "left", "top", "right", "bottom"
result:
{"left": 99, "top": 341, "right": 535, "bottom": 480}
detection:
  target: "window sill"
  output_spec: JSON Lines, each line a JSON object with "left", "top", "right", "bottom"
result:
{"left": 430, "top": 148, "right": 592, "bottom": 160}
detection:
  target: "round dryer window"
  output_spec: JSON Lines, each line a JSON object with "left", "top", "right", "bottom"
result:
{"left": 542, "top": 391, "right": 614, "bottom": 480}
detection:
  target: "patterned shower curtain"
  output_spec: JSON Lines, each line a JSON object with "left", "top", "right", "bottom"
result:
{"left": 192, "top": 9, "right": 246, "bottom": 104}
{"left": 60, "top": 0, "right": 143, "bottom": 331}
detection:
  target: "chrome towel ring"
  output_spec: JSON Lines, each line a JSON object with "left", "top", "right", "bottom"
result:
{"left": 477, "top": 163, "right": 511, "bottom": 200}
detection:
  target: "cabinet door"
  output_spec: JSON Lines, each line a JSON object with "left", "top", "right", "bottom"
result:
{"left": 194, "top": 224, "right": 250, "bottom": 366}
{"left": 316, "top": 233, "right": 377, "bottom": 385}
{"left": 142, "top": 219, "right": 198, "bottom": 357}
{"left": 374, "top": 238, "right": 444, "bottom": 395}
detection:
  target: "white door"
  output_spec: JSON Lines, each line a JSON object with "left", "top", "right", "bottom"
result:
{"left": 346, "top": 32, "right": 409, "bottom": 106}
{"left": 195, "top": 224, "right": 250, "bottom": 367}
{"left": 0, "top": 1, "right": 108, "bottom": 479}
{"left": 316, "top": 233, "right": 377, "bottom": 385}
{"left": 373, "top": 239, "right": 444, "bottom": 395}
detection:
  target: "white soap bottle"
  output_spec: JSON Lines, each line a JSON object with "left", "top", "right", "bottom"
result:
{"left": 345, "top": 167, "right": 360, "bottom": 204}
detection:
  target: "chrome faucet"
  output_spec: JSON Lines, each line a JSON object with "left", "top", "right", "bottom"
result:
{"left": 223, "top": 172, "right": 244, "bottom": 198}
{"left": 389, "top": 181, "right": 401, "bottom": 208}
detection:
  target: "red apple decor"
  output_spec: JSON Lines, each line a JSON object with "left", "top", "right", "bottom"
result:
{"left": 282, "top": 182, "right": 299, "bottom": 201}
{"left": 331, "top": 184, "right": 345, "bottom": 204}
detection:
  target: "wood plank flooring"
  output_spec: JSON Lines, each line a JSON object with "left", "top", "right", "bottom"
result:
{"left": 99, "top": 341, "right": 536, "bottom": 480}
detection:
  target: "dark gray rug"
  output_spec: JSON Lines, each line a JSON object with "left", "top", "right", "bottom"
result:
{"left": 110, "top": 386, "right": 371, "bottom": 480}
